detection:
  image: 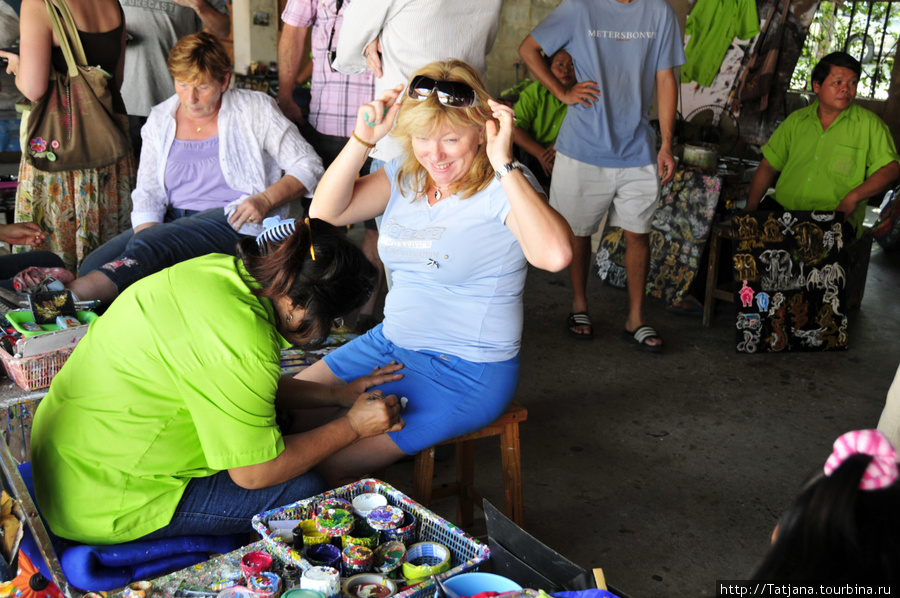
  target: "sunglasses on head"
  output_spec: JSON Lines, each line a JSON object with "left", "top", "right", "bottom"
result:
{"left": 407, "top": 75, "right": 478, "bottom": 108}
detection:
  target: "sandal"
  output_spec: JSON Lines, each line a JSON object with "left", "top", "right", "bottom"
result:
{"left": 13, "top": 267, "right": 74, "bottom": 293}
{"left": 567, "top": 312, "right": 593, "bottom": 340}
{"left": 622, "top": 325, "right": 663, "bottom": 353}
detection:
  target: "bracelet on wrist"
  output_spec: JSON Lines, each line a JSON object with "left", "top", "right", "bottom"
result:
{"left": 351, "top": 131, "right": 376, "bottom": 150}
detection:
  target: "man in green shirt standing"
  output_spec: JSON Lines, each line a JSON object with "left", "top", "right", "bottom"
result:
{"left": 745, "top": 52, "right": 900, "bottom": 236}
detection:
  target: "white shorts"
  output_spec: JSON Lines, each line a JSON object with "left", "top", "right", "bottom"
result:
{"left": 549, "top": 153, "right": 660, "bottom": 236}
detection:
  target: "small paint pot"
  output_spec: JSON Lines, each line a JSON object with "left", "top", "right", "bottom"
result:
{"left": 240, "top": 551, "right": 273, "bottom": 580}
{"left": 379, "top": 512, "right": 416, "bottom": 545}
{"left": 247, "top": 571, "right": 281, "bottom": 598}
{"left": 366, "top": 505, "right": 404, "bottom": 531}
{"left": 341, "top": 544, "right": 374, "bottom": 576}
{"left": 351, "top": 493, "right": 388, "bottom": 518}
{"left": 372, "top": 541, "right": 406, "bottom": 576}
{"left": 300, "top": 565, "right": 340, "bottom": 598}
{"left": 341, "top": 574, "right": 397, "bottom": 598}
{"left": 305, "top": 543, "right": 342, "bottom": 569}
{"left": 315, "top": 508, "right": 355, "bottom": 537}
{"left": 123, "top": 582, "right": 152, "bottom": 598}
{"left": 315, "top": 497, "right": 352, "bottom": 515}
{"left": 342, "top": 521, "right": 380, "bottom": 550}
{"left": 297, "top": 519, "right": 329, "bottom": 548}
{"left": 282, "top": 590, "right": 324, "bottom": 598}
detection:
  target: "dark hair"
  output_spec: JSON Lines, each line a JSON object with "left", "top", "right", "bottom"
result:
{"left": 751, "top": 454, "right": 900, "bottom": 582}
{"left": 237, "top": 218, "right": 376, "bottom": 347}
{"left": 811, "top": 52, "right": 862, "bottom": 87}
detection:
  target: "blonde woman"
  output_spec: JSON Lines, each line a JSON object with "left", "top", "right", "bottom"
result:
{"left": 301, "top": 59, "right": 574, "bottom": 486}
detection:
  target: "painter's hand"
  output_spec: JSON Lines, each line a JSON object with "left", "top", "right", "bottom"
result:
{"left": 337, "top": 361, "right": 404, "bottom": 408}
{"left": 229, "top": 193, "right": 272, "bottom": 230}
{"left": 345, "top": 391, "right": 404, "bottom": 439}
{"left": 485, "top": 99, "right": 516, "bottom": 171}
{"left": 354, "top": 84, "right": 403, "bottom": 146}
{"left": 364, "top": 39, "right": 383, "bottom": 78}
{"left": 560, "top": 81, "right": 601, "bottom": 108}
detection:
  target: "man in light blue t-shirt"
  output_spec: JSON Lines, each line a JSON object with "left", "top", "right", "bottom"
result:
{"left": 520, "top": 0, "right": 684, "bottom": 351}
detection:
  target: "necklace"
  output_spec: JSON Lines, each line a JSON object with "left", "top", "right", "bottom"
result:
{"left": 182, "top": 107, "right": 218, "bottom": 133}
{"left": 433, "top": 184, "right": 452, "bottom": 202}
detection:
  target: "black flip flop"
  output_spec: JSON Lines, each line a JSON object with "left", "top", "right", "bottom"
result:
{"left": 623, "top": 324, "right": 663, "bottom": 353}
{"left": 567, "top": 312, "right": 593, "bottom": 340}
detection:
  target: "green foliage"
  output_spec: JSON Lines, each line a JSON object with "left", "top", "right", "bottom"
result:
{"left": 791, "top": 0, "right": 898, "bottom": 99}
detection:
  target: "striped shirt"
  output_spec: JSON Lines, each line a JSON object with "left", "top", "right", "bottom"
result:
{"left": 281, "top": 0, "right": 374, "bottom": 137}
{"left": 332, "top": 0, "right": 502, "bottom": 161}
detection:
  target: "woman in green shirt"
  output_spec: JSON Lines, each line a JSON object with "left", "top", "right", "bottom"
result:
{"left": 31, "top": 219, "right": 404, "bottom": 544}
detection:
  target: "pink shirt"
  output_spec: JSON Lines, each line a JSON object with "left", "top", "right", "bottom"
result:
{"left": 281, "top": 0, "right": 374, "bottom": 137}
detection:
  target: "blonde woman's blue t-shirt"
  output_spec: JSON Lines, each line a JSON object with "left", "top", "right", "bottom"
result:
{"left": 378, "top": 159, "right": 542, "bottom": 362}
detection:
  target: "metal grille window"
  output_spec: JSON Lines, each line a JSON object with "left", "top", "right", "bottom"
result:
{"left": 790, "top": 0, "right": 899, "bottom": 99}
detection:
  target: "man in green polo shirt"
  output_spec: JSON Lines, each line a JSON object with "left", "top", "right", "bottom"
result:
{"left": 745, "top": 52, "right": 900, "bottom": 236}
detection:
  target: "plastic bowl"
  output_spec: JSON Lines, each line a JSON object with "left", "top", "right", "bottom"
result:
{"left": 442, "top": 572, "right": 523, "bottom": 596}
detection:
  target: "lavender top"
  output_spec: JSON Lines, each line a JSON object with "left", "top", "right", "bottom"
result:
{"left": 164, "top": 137, "right": 244, "bottom": 212}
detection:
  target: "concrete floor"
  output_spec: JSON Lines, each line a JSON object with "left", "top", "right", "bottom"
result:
{"left": 373, "top": 232, "right": 900, "bottom": 598}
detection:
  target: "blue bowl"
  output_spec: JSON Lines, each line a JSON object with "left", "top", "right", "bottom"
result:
{"left": 442, "top": 572, "right": 522, "bottom": 596}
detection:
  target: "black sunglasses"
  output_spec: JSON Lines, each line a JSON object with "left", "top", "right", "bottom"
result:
{"left": 407, "top": 75, "right": 478, "bottom": 108}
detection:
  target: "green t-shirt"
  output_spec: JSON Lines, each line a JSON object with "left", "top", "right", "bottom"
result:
{"left": 762, "top": 101, "right": 900, "bottom": 235}
{"left": 513, "top": 81, "right": 568, "bottom": 147}
{"left": 31, "top": 254, "right": 290, "bottom": 544}
{"left": 682, "top": 0, "right": 760, "bottom": 87}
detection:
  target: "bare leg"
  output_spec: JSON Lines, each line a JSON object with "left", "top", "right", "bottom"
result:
{"left": 567, "top": 235, "right": 593, "bottom": 334}
{"left": 67, "top": 271, "right": 118, "bottom": 304}
{"left": 622, "top": 230, "right": 661, "bottom": 348}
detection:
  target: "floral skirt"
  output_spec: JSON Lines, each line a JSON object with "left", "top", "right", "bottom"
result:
{"left": 13, "top": 153, "right": 135, "bottom": 272}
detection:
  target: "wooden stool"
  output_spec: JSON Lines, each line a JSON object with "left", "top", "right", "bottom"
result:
{"left": 413, "top": 401, "right": 527, "bottom": 527}
{"left": 702, "top": 218, "right": 735, "bottom": 327}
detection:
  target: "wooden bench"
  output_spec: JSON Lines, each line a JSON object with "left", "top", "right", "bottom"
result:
{"left": 412, "top": 401, "right": 527, "bottom": 527}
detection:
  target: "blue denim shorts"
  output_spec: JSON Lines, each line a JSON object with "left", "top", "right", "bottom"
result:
{"left": 323, "top": 325, "right": 520, "bottom": 454}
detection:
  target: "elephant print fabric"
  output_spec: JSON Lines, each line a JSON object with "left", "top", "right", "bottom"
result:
{"left": 596, "top": 168, "right": 721, "bottom": 304}
{"left": 732, "top": 211, "right": 851, "bottom": 353}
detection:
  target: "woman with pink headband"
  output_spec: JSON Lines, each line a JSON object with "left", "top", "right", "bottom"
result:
{"left": 751, "top": 429, "right": 900, "bottom": 582}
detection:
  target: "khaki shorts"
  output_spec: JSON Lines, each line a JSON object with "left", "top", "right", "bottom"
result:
{"left": 549, "top": 153, "right": 660, "bottom": 236}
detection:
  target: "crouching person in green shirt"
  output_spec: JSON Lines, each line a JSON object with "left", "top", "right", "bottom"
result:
{"left": 745, "top": 51, "right": 900, "bottom": 236}
{"left": 30, "top": 218, "right": 405, "bottom": 545}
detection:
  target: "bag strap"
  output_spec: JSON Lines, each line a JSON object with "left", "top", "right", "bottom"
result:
{"left": 42, "top": 0, "right": 88, "bottom": 78}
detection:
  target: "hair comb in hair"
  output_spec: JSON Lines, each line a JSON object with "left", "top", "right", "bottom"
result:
{"left": 824, "top": 429, "right": 898, "bottom": 490}
{"left": 255, "top": 216, "right": 296, "bottom": 247}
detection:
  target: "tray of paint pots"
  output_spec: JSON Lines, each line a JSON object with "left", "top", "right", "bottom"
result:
{"left": 252, "top": 478, "right": 490, "bottom": 598}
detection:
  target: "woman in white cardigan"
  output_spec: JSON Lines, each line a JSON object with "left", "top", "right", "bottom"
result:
{"left": 64, "top": 32, "right": 322, "bottom": 304}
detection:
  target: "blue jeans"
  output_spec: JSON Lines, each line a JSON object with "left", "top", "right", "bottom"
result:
{"left": 136, "top": 469, "right": 328, "bottom": 540}
{"left": 78, "top": 208, "right": 243, "bottom": 292}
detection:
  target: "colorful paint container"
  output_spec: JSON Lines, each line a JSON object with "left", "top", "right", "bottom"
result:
{"left": 315, "top": 508, "right": 355, "bottom": 537}
{"left": 342, "top": 521, "right": 380, "bottom": 550}
{"left": 315, "top": 497, "right": 352, "bottom": 515}
{"left": 351, "top": 493, "right": 388, "bottom": 518}
{"left": 372, "top": 541, "right": 406, "bottom": 576}
{"left": 341, "top": 574, "right": 397, "bottom": 598}
{"left": 379, "top": 512, "right": 416, "bottom": 545}
{"left": 297, "top": 519, "right": 329, "bottom": 547}
{"left": 305, "top": 543, "right": 342, "bottom": 570}
{"left": 281, "top": 590, "right": 325, "bottom": 598}
{"left": 300, "top": 565, "right": 340, "bottom": 598}
{"left": 341, "top": 544, "right": 374, "bottom": 576}
{"left": 247, "top": 571, "right": 281, "bottom": 598}
{"left": 240, "top": 551, "right": 273, "bottom": 580}
{"left": 365, "top": 506, "right": 404, "bottom": 531}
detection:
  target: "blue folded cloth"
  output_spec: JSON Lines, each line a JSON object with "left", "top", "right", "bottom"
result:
{"left": 17, "top": 462, "right": 245, "bottom": 591}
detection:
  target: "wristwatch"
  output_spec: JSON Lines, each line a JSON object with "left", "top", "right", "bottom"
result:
{"left": 495, "top": 159, "right": 522, "bottom": 181}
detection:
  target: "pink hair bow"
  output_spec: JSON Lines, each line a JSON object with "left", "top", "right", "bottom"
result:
{"left": 824, "top": 429, "right": 899, "bottom": 491}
